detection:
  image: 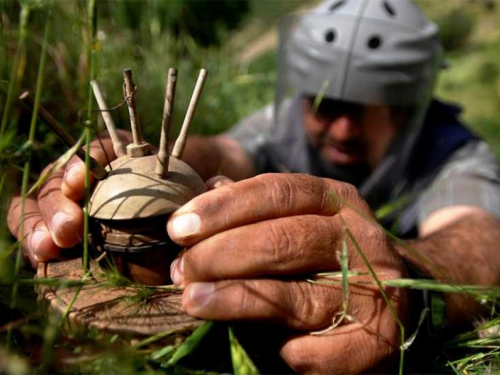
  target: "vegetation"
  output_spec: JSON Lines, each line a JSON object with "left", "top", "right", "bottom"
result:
{"left": 418, "top": 0, "right": 500, "bottom": 158}
{"left": 1, "top": 0, "right": 500, "bottom": 373}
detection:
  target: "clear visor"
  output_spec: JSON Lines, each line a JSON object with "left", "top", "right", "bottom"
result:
{"left": 275, "top": 13, "right": 443, "bottom": 203}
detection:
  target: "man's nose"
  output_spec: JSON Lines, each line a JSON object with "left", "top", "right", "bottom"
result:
{"left": 326, "top": 115, "right": 360, "bottom": 140}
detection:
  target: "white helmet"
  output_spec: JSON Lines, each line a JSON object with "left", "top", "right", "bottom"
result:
{"left": 283, "top": 0, "right": 442, "bottom": 106}
{"left": 273, "top": 0, "right": 444, "bottom": 204}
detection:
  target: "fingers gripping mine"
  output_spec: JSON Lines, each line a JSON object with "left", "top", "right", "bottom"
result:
{"left": 182, "top": 279, "right": 344, "bottom": 330}
{"left": 37, "top": 168, "right": 84, "bottom": 248}
{"left": 168, "top": 173, "right": 364, "bottom": 246}
{"left": 62, "top": 130, "right": 133, "bottom": 201}
{"left": 176, "top": 215, "right": 343, "bottom": 284}
{"left": 171, "top": 211, "right": 397, "bottom": 287}
{"left": 7, "top": 194, "right": 60, "bottom": 263}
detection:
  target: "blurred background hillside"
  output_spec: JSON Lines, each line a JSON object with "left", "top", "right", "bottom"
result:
{"left": 1, "top": 0, "right": 500, "bottom": 166}
{"left": 1, "top": 0, "right": 500, "bottom": 372}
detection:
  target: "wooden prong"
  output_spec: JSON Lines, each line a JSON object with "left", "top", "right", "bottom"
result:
{"left": 90, "top": 80, "right": 126, "bottom": 157}
{"left": 123, "top": 68, "right": 142, "bottom": 146}
{"left": 155, "top": 68, "right": 178, "bottom": 178}
{"left": 171, "top": 69, "right": 208, "bottom": 159}
{"left": 19, "top": 91, "right": 107, "bottom": 180}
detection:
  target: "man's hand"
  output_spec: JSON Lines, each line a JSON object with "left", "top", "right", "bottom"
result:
{"left": 167, "top": 173, "right": 408, "bottom": 373}
{"left": 7, "top": 131, "right": 132, "bottom": 267}
{"left": 6, "top": 131, "right": 249, "bottom": 268}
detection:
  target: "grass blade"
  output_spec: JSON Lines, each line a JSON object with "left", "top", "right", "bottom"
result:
{"left": 229, "top": 326, "right": 259, "bottom": 375}
{"left": 132, "top": 330, "right": 176, "bottom": 349}
{"left": 27, "top": 135, "right": 85, "bottom": 196}
{"left": 338, "top": 213, "right": 405, "bottom": 375}
{"left": 82, "top": 0, "right": 98, "bottom": 274}
{"left": 152, "top": 345, "right": 176, "bottom": 361}
{"left": 401, "top": 308, "right": 429, "bottom": 350}
{"left": 340, "top": 237, "right": 349, "bottom": 312}
{"left": 0, "top": 5, "right": 30, "bottom": 140}
{"left": 8, "top": 3, "right": 52, "bottom": 350}
{"left": 382, "top": 278, "right": 496, "bottom": 294}
{"left": 167, "top": 321, "right": 214, "bottom": 366}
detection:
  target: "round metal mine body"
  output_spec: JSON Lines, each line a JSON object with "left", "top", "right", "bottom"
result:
{"left": 89, "top": 154, "right": 206, "bottom": 285}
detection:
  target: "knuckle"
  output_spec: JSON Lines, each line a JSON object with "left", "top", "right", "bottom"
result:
{"left": 266, "top": 221, "right": 297, "bottom": 269}
{"left": 285, "top": 282, "right": 324, "bottom": 328}
{"left": 323, "top": 179, "right": 363, "bottom": 210}
{"left": 337, "top": 181, "right": 359, "bottom": 201}
{"left": 293, "top": 282, "right": 342, "bottom": 329}
{"left": 359, "top": 221, "right": 385, "bottom": 243}
{"left": 237, "top": 280, "right": 259, "bottom": 315}
{"left": 344, "top": 215, "right": 391, "bottom": 266}
{"left": 39, "top": 171, "right": 64, "bottom": 195}
{"left": 267, "top": 175, "right": 295, "bottom": 214}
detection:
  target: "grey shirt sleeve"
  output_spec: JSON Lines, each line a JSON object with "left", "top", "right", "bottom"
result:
{"left": 418, "top": 140, "right": 500, "bottom": 225}
{"left": 224, "top": 104, "right": 275, "bottom": 165}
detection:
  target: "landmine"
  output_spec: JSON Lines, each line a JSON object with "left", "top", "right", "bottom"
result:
{"left": 23, "top": 68, "right": 208, "bottom": 336}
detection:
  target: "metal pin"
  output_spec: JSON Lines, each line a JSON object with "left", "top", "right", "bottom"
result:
{"left": 155, "top": 68, "right": 178, "bottom": 178}
{"left": 19, "top": 91, "right": 107, "bottom": 180}
{"left": 171, "top": 69, "right": 208, "bottom": 159}
{"left": 90, "top": 80, "right": 126, "bottom": 157}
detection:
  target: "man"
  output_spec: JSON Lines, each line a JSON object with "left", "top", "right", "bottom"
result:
{"left": 8, "top": 0, "right": 500, "bottom": 372}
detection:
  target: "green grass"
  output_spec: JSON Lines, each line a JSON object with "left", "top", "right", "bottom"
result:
{"left": 2, "top": 0, "right": 500, "bottom": 373}
{"left": 417, "top": 0, "right": 500, "bottom": 157}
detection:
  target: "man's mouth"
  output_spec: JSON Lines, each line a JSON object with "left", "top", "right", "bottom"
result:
{"left": 322, "top": 141, "right": 362, "bottom": 165}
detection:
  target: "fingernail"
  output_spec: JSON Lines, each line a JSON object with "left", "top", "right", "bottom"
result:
{"left": 51, "top": 212, "right": 74, "bottom": 236}
{"left": 187, "top": 282, "right": 214, "bottom": 307}
{"left": 170, "top": 257, "right": 184, "bottom": 286}
{"left": 213, "top": 180, "right": 228, "bottom": 189}
{"left": 49, "top": 211, "right": 74, "bottom": 247}
{"left": 170, "top": 213, "right": 201, "bottom": 238}
{"left": 65, "top": 164, "right": 83, "bottom": 184}
{"left": 29, "top": 230, "right": 46, "bottom": 254}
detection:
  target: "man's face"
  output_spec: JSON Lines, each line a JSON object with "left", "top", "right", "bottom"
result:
{"left": 303, "top": 97, "right": 402, "bottom": 170}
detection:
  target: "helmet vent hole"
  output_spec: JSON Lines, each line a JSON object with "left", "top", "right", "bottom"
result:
{"left": 328, "top": 0, "right": 345, "bottom": 12}
{"left": 383, "top": 1, "right": 396, "bottom": 17}
{"left": 325, "top": 29, "right": 336, "bottom": 43}
{"left": 368, "top": 36, "right": 382, "bottom": 49}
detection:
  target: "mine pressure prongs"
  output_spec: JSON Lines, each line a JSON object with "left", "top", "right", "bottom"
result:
{"left": 171, "top": 68, "right": 208, "bottom": 160}
{"left": 123, "top": 68, "right": 151, "bottom": 157}
{"left": 155, "top": 68, "right": 178, "bottom": 179}
{"left": 18, "top": 91, "right": 107, "bottom": 180}
{"left": 90, "top": 80, "right": 126, "bottom": 157}
{"left": 86, "top": 68, "right": 209, "bottom": 285}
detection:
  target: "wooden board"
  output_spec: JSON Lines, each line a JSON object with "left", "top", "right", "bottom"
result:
{"left": 36, "top": 258, "right": 202, "bottom": 337}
